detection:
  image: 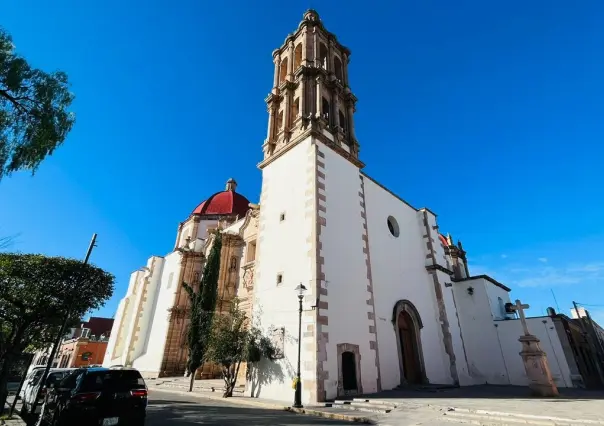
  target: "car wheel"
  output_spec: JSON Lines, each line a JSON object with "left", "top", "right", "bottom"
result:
{"left": 20, "top": 403, "right": 29, "bottom": 417}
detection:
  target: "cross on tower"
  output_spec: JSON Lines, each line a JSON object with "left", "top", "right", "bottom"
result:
{"left": 511, "top": 299, "right": 531, "bottom": 336}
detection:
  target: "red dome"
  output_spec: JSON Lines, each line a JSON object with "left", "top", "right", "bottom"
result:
{"left": 192, "top": 179, "right": 251, "bottom": 218}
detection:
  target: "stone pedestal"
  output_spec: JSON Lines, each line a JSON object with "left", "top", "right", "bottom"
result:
{"left": 519, "top": 334, "right": 559, "bottom": 397}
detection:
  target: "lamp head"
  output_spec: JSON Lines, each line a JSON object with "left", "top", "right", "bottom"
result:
{"left": 295, "top": 283, "right": 307, "bottom": 298}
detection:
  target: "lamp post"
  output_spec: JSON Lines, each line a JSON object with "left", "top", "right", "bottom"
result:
{"left": 293, "top": 283, "right": 307, "bottom": 409}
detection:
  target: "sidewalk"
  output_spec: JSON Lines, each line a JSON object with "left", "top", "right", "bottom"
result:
{"left": 0, "top": 417, "right": 25, "bottom": 426}
{"left": 350, "top": 385, "right": 604, "bottom": 425}
{"left": 148, "top": 379, "right": 604, "bottom": 425}
{"left": 147, "top": 383, "right": 381, "bottom": 424}
{"left": 1, "top": 402, "right": 26, "bottom": 426}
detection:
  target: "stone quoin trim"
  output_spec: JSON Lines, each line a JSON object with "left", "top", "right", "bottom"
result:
{"left": 302, "top": 142, "right": 329, "bottom": 403}
{"left": 302, "top": 142, "right": 318, "bottom": 401}
{"left": 127, "top": 259, "right": 156, "bottom": 357}
{"left": 359, "top": 175, "right": 382, "bottom": 392}
{"left": 315, "top": 146, "right": 329, "bottom": 402}
{"left": 254, "top": 179, "right": 269, "bottom": 289}
{"left": 421, "top": 209, "right": 459, "bottom": 385}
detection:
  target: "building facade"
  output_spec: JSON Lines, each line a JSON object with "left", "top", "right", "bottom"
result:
{"left": 104, "top": 10, "right": 601, "bottom": 404}
{"left": 57, "top": 338, "right": 108, "bottom": 368}
{"left": 103, "top": 179, "right": 255, "bottom": 379}
{"left": 28, "top": 317, "right": 113, "bottom": 373}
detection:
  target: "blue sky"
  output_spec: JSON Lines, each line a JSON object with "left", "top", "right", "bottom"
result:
{"left": 1, "top": 0, "right": 603, "bottom": 323}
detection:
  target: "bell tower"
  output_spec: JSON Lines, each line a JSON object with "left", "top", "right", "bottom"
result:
{"left": 259, "top": 10, "right": 362, "bottom": 169}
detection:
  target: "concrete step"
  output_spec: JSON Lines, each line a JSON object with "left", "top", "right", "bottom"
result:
{"left": 323, "top": 400, "right": 394, "bottom": 414}
{"left": 441, "top": 408, "right": 604, "bottom": 426}
{"left": 155, "top": 381, "right": 245, "bottom": 394}
{"left": 442, "top": 411, "right": 560, "bottom": 425}
{"left": 395, "top": 384, "right": 457, "bottom": 392}
{"left": 352, "top": 398, "right": 399, "bottom": 407}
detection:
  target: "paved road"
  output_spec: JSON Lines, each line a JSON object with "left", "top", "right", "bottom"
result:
{"left": 146, "top": 390, "right": 358, "bottom": 425}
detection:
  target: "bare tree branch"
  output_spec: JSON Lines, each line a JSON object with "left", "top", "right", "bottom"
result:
{"left": 0, "top": 234, "right": 19, "bottom": 250}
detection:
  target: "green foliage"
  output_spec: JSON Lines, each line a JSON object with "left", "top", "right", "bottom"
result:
{"left": 205, "top": 298, "right": 275, "bottom": 397}
{"left": 184, "top": 232, "right": 222, "bottom": 390}
{"left": 0, "top": 253, "right": 114, "bottom": 407}
{"left": 0, "top": 27, "right": 75, "bottom": 179}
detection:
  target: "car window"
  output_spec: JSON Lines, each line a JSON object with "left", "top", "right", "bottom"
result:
{"left": 60, "top": 370, "right": 82, "bottom": 389}
{"left": 79, "top": 371, "right": 145, "bottom": 392}
{"left": 45, "top": 372, "right": 68, "bottom": 386}
{"left": 31, "top": 371, "right": 45, "bottom": 386}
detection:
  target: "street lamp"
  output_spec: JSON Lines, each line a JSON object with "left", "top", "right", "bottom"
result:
{"left": 293, "top": 283, "right": 307, "bottom": 409}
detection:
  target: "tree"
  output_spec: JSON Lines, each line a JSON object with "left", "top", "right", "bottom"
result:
{"left": 0, "top": 253, "right": 114, "bottom": 408}
{"left": 183, "top": 231, "right": 222, "bottom": 392}
{"left": 0, "top": 27, "right": 75, "bottom": 179}
{"left": 205, "top": 298, "right": 275, "bottom": 398}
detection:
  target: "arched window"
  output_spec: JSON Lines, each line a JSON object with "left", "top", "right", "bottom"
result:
{"left": 322, "top": 97, "right": 330, "bottom": 121}
{"left": 339, "top": 110, "right": 346, "bottom": 133}
{"left": 319, "top": 43, "right": 328, "bottom": 70}
{"left": 279, "top": 58, "right": 288, "bottom": 83}
{"left": 294, "top": 43, "right": 302, "bottom": 70}
{"left": 334, "top": 56, "right": 343, "bottom": 81}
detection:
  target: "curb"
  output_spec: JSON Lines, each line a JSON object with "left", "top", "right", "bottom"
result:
{"left": 148, "top": 386, "right": 376, "bottom": 424}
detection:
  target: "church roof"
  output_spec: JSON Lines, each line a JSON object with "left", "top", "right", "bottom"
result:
{"left": 439, "top": 234, "right": 448, "bottom": 246}
{"left": 191, "top": 178, "right": 251, "bottom": 218}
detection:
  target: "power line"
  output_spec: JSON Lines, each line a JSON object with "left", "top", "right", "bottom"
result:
{"left": 575, "top": 302, "right": 604, "bottom": 308}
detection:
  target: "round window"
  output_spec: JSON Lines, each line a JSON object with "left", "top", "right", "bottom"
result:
{"left": 387, "top": 216, "right": 400, "bottom": 237}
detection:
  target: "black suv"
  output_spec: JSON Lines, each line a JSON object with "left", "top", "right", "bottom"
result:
{"left": 39, "top": 367, "right": 148, "bottom": 426}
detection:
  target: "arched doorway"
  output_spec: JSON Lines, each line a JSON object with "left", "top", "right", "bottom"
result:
{"left": 398, "top": 311, "right": 422, "bottom": 384}
{"left": 337, "top": 343, "right": 363, "bottom": 396}
{"left": 392, "top": 300, "right": 426, "bottom": 386}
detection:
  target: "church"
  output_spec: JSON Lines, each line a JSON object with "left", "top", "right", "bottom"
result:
{"left": 104, "top": 10, "right": 595, "bottom": 404}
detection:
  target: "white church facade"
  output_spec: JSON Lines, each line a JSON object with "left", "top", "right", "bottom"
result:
{"left": 104, "top": 10, "right": 589, "bottom": 404}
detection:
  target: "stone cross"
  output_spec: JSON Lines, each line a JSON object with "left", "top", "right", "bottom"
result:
{"left": 512, "top": 299, "right": 531, "bottom": 336}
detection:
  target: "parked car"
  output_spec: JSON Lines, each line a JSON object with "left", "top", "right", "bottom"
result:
{"left": 39, "top": 367, "right": 148, "bottom": 426}
{"left": 19, "top": 368, "right": 45, "bottom": 400}
{"left": 20, "top": 368, "right": 75, "bottom": 417}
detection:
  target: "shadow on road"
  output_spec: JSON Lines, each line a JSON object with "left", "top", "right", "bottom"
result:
{"left": 147, "top": 396, "right": 358, "bottom": 425}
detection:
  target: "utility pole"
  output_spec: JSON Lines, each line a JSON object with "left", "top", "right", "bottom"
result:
{"left": 573, "top": 301, "right": 604, "bottom": 385}
{"left": 29, "top": 234, "right": 98, "bottom": 417}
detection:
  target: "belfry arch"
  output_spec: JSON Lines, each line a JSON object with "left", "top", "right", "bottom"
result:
{"left": 392, "top": 300, "right": 427, "bottom": 385}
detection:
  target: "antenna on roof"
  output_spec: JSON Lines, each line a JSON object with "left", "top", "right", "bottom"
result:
{"left": 550, "top": 289, "right": 561, "bottom": 313}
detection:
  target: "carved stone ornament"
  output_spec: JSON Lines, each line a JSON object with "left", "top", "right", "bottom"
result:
{"left": 242, "top": 263, "right": 255, "bottom": 289}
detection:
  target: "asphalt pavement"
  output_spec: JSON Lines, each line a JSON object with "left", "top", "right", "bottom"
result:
{"left": 146, "top": 390, "right": 359, "bottom": 426}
